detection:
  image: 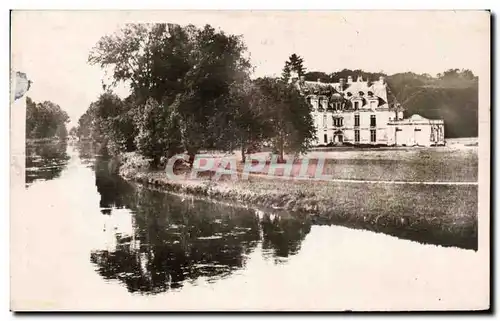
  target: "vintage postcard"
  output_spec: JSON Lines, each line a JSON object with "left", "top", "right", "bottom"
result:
{"left": 10, "top": 10, "right": 490, "bottom": 311}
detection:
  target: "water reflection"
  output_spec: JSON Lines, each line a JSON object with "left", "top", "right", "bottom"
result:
{"left": 90, "top": 159, "right": 312, "bottom": 294}
{"left": 261, "top": 213, "right": 312, "bottom": 262}
{"left": 25, "top": 140, "right": 70, "bottom": 186}
{"left": 94, "top": 157, "right": 134, "bottom": 215}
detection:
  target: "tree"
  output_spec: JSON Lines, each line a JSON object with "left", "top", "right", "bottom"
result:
{"left": 69, "top": 126, "right": 78, "bottom": 137}
{"left": 75, "top": 92, "right": 137, "bottom": 155}
{"left": 282, "top": 54, "right": 306, "bottom": 82}
{"left": 26, "top": 97, "right": 69, "bottom": 140}
{"left": 223, "top": 78, "right": 275, "bottom": 163}
{"left": 89, "top": 23, "right": 252, "bottom": 166}
{"left": 171, "top": 24, "right": 252, "bottom": 165}
{"left": 134, "top": 98, "right": 183, "bottom": 167}
{"left": 304, "top": 71, "right": 331, "bottom": 83}
{"left": 257, "top": 77, "right": 316, "bottom": 162}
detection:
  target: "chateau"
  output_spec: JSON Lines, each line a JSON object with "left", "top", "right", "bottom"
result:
{"left": 292, "top": 74, "right": 445, "bottom": 147}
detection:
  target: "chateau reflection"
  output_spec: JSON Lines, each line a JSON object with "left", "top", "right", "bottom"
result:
{"left": 89, "top": 158, "right": 312, "bottom": 294}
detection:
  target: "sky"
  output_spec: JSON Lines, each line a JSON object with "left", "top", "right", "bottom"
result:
{"left": 11, "top": 10, "right": 490, "bottom": 127}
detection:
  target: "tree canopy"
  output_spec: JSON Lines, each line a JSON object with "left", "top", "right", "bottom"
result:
{"left": 26, "top": 97, "right": 69, "bottom": 140}
{"left": 81, "top": 24, "right": 317, "bottom": 166}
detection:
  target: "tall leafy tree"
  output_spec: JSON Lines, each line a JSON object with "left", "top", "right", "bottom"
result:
{"left": 134, "top": 98, "right": 183, "bottom": 167}
{"left": 224, "top": 78, "right": 275, "bottom": 163}
{"left": 257, "top": 77, "right": 316, "bottom": 162}
{"left": 89, "top": 23, "right": 251, "bottom": 166}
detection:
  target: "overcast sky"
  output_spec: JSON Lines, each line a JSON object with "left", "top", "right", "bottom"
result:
{"left": 11, "top": 10, "right": 489, "bottom": 126}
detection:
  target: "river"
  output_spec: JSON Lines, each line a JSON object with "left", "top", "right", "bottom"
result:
{"left": 11, "top": 141, "right": 487, "bottom": 311}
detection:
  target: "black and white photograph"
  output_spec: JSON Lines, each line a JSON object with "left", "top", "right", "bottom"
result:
{"left": 9, "top": 10, "right": 490, "bottom": 311}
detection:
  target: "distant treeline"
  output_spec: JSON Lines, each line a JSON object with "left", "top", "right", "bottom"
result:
{"left": 26, "top": 97, "right": 69, "bottom": 140}
{"left": 304, "top": 68, "right": 478, "bottom": 138}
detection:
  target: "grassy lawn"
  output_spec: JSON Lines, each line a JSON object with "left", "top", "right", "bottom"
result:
{"left": 194, "top": 147, "right": 478, "bottom": 182}
{"left": 303, "top": 148, "right": 478, "bottom": 182}
{"left": 119, "top": 147, "right": 479, "bottom": 250}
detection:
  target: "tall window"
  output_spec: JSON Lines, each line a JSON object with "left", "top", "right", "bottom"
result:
{"left": 370, "top": 115, "right": 376, "bottom": 127}
{"left": 323, "top": 115, "right": 327, "bottom": 128}
{"left": 354, "top": 101, "right": 359, "bottom": 110}
{"left": 355, "top": 130, "right": 360, "bottom": 143}
{"left": 324, "top": 134, "right": 328, "bottom": 144}
{"left": 354, "top": 114, "right": 360, "bottom": 127}
{"left": 370, "top": 129, "right": 377, "bottom": 143}
{"left": 318, "top": 98, "right": 323, "bottom": 111}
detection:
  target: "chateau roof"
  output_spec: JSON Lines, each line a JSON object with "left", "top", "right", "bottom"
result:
{"left": 297, "top": 76, "right": 400, "bottom": 108}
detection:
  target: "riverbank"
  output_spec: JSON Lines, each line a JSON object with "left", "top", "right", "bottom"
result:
{"left": 118, "top": 149, "right": 478, "bottom": 250}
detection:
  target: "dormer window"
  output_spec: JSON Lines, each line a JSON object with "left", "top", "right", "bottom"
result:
{"left": 318, "top": 97, "right": 324, "bottom": 111}
{"left": 359, "top": 91, "right": 364, "bottom": 97}
{"left": 346, "top": 92, "right": 352, "bottom": 97}
{"left": 367, "top": 91, "right": 374, "bottom": 97}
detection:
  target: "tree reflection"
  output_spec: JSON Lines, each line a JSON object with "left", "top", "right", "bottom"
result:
{"left": 94, "top": 156, "right": 135, "bottom": 214}
{"left": 25, "top": 140, "right": 70, "bottom": 186}
{"left": 75, "top": 140, "right": 96, "bottom": 161}
{"left": 261, "top": 213, "right": 312, "bottom": 261}
{"left": 90, "top": 157, "right": 312, "bottom": 294}
{"left": 91, "top": 187, "right": 261, "bottom": 294}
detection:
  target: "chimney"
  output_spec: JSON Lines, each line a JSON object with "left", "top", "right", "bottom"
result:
{"left": 379, "top": 76, "right": 385, "bottom": 84}
{"left": 300, "top": 75, "right": 305, "bottom": 83}
{"left": 317, "top": 78, "right": 321, "bottom": 83}
{"left": 357, "top": 75, "right": 363, "bottom": 82}
{"left": 347, "top": 76, "right": 353, "bottom": 83}
{"left": 339, "top": 78, "right": 345, "bottom": 89}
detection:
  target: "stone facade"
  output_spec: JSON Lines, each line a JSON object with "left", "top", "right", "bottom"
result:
{"left": 388, "top": 114, "right": 445, "bottom": 147}
{"left": 293, "top": 74, "right": 445, "bottom": 147}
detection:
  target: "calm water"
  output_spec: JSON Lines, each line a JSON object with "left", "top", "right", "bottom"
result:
{"left": 25, "top": 140, "right": 70, "bottom": 185}
{"left": 16, "top": 141, "right": 484, "bottom": 310}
